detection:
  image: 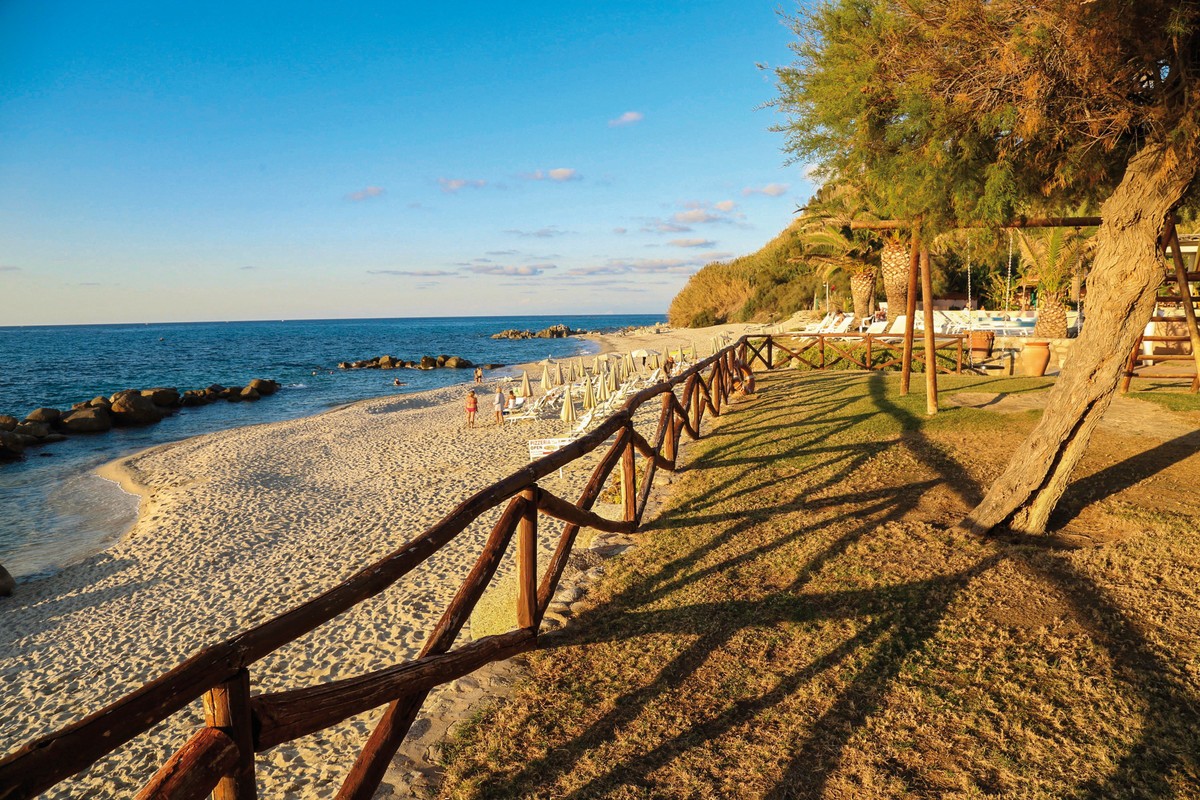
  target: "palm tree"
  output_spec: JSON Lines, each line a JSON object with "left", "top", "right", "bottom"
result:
{"left": 794, "top": 185, "right": 881, "bottom": 324}
{"left": 1015, "top": 229, "right": 1085, "bottom": 339}
{"left": 878, "top": 235, "right": 911, "bottom": 322}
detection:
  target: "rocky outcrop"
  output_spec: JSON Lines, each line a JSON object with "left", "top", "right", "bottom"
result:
{"left": 26, "top": 408, "right": 61, "bottom": 424}
{"left": 0, "top": 563, "right": 13, "bottom": 597}
{"left": 58, "top": 407, "right": 113, "bottom": 433}
{"left": 110, "top": 393, "right": 165, "bottom": 425}
{"left": 338, "top": 354, "right": 478, "bottom": 371}
{"left": 0, "top": 376, "right": 282, "bottom": 463}
{"left": 491, "top": 323, "right": 579, "bottom": 340}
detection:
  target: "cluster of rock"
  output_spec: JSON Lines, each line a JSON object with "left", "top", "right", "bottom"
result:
{"left": 338, "top": 354, "right": 500, "bottom": 371}
{"left": 0, "top": 378, "right": 280, "bottom": 461}
{"left": 490, "top": 323, "right": 580, "bottom": 340}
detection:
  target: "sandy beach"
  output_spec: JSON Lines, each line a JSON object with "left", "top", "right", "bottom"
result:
{"left": 0, "top": 322, "right": 756, "bottom": 798}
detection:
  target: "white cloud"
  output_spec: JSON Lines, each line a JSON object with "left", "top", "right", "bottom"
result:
{"left": 608, "top": 111, "right": 644, "bottom": 127}
{"left": 438, "top": 177, "right": 487, "bottom": 193}
{"left": 346, "top": 186, "right": 385, "bottom": 202}
{"left": 468, "top": 263, "right": 557, "bottom": 276}
{"left": 714, "top": 199, "right": 737, "bottom": 211}
{"left": 521, "top": 168, "right": 581, "bottom": 182}
{"left": 643, "top": 200, "right": 743, "bottom": 234}
{"left": 0, "top": 265, "right": 22, "bottom": 272}
{"left": 641, "top": 219, "right": 692, "bottom": 234}
{"left": 669, "top": 238, "right": 717, "bottom": 248}
{"left": 567, "top": 253, "right": 728, "bottom": 277}
{"left": 741, "top": 183, "right": 790, "bottom": 197}
{"left": 504, "top": 226, "right": 571, "bottom": 238}
{"left": 368, "top": 269, "right": 459, "bottom": 277}
{"left": 612, "top": 227, "right": 628, "bottom": 235}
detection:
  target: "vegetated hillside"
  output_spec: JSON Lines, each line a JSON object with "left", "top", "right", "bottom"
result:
{"left": 667, "top": 220, "right": 819, "bottom": 327}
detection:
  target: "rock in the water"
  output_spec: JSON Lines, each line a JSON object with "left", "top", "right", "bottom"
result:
{"left": 13, "top": 421, "right": 50, "bottom": 439}
{"left": 0, "top": 415, "right": 16, "bottom": 432}
{"left": 142, "top": 387, "right": 180, "bottom": 407}
{"left": 379, "top": 355, "right": 398, "bottom": 369}
{"left": 110, "top": 393, "right": 165, "bottom": 425}
{"left": 492, "top": 323, "right": 578, "bottom": 340}
{"left": 248, "top": 378, "right": 279, "bottom": 395}
{"left": 419, "top": 355, "right": 437, "bottom": 369}
{"left": 26, "top": 408, "right": 61, "bottom": 424}
{"left": 0, "top": 563, "right": 13, "bottom": 597}
{"left": 482, "top": 363, "right": 504, "bottom": 370}
{"left": 88, "top": 395, "right": 112, "bottom": 408}
{"left": 59, "top": 407, "right": 113, "bottom": 433}
{"left": 239, "top": 386, "right": 261, "bottom": 401}
{"left": 41, "top": 433, "right": 67, "bottom": 443}
{"left": 0, "top": 430, "right": 23, "bottom": 459}
{"left": 444, "top": 356, "right": 472, "bottom": 368}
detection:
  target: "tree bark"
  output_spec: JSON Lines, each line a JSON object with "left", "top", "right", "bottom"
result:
{"left": 961, "top": 139, "right": 1199, "bottom": 535}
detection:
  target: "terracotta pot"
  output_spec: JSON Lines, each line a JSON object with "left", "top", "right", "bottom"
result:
{"left": 1021, "top": 340, "right": 1051, "bottom": 377}
{"left": 969, "top": 330, "right": 995, "bottom": 360}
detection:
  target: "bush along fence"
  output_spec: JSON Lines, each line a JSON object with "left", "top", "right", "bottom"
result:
{"left": 740, "top": 333, "right": 966, "bottom": 375}
{"left": 0, "top": 341, "right": 757, "bottom": 800}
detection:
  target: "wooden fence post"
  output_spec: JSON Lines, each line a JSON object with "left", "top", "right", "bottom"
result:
{"left": 517, "top": 487, "right": 538, "bottom": 630}
{"left": 901, "top": 232, "right": 921, "bottom": 395}
{"left": 766, "top": 336, "right": 774, "bottom": 370}
{"left": 202, "top": 669, "right": 257, "bottom": 800}
{"left": 662, "top": 393, "right": 678, "bottom": 468}
{"left": 621, "top": 428, "right": 637, "bottom": 522}
{"left": 920, "top": 245, "right": 939, "bottom": 414}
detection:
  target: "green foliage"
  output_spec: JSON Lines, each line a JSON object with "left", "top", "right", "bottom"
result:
{"left": 668, "top": 222, "right": 825, "bottom": 326}
{"left": 1015, "top": 228, "right": 1086, "bottom": 297}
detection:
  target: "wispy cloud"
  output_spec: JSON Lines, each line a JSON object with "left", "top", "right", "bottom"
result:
{"left": 504, "top": 226, "right": 571, "bottom": 238}
{"left": 0, "top": 265, "right": 21, "bottom": 272}
{"left": 346, "top": 186, "right": 385, "bottom": 202}
{"left": 669, "top": 238, "right": 717, "bottom": 248}
{"left": 641, "top": 200, "right": 742, "bottom": 234}
{"left": 239, "top": 265, "right": 258, "bottom": 271}
{"left": 567, "top": 254, "right": 726, "bottom": 277}
{"left": 486, "top": 249, "right": 520, "bottom": 256}
{"left": 612, "top": 227, "right": 628, "bottom": 235}
{"left": 521, "top": 168, "right": 581, "bottom": 182}
{"left": 438, "top": 177, "right": 487, "bottom": 193}
{"left": 368, "top": 269, "right": 460, "bottom": 277}
{"left": 468, "top": 263, "right": 557, "bottom": 277}
{"left": 641, "top": 219, "right": 693, "bottom": 234}
{"left": 608, "top": 111, "right": 644, "bottom": 127}
{"left": 742, "top": 183, "right": 790, "bottom": 197}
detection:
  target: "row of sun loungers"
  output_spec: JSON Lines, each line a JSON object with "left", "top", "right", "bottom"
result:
{"left": 785, "top": 310, "right": 1080, "bottom": 338}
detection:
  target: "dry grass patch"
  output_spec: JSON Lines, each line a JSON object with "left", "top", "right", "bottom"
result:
{"left": 437, "top": 371, "right": 1200, "bottom": 798}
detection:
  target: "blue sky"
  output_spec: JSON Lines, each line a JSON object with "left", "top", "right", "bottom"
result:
{"left": 0, "top": 1, "right": 811, "bottom": 325}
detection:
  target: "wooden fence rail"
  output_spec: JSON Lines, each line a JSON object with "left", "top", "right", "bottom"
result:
{"left": 0, "top": 338, "right": 756, "bottom": 800}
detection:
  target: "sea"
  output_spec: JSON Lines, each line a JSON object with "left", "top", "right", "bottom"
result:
{"left": 0, "top": 314, "right": 662, "bottom": 580}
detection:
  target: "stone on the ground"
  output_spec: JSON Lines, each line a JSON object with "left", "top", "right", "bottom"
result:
{"left": 141, "top": 388, "right": 180, "bottom": 407}
{"left": 59, "top": 407, "right": 113, "bottom": 433}
{"left": 110, "top": 393, "right": 165, "bottom": 425}
{"left": 26, "top": 408, "right": 61, "bottom": 424}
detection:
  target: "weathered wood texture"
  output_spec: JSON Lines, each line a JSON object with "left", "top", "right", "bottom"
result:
{"left": 201, "top": 669, "right": 256, "bottom": 800}
{"left": 134, "top": 728, "right": 239, "bottom": 800}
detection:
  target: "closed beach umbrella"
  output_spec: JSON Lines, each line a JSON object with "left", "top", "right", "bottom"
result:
{"left": 596, "top": 375, "right": 609, "bottom": 403}
{"left": 649, "top": 353, "right": 660, "bottom": 370}
{"left": 560, "top": 386, "right": 578, "bottom": 423}
{"left": 592, "top": 356, "right": 604, "bottom": 375}
{"left": 554, "top": 362, "right": 565, "bottom": 386}
{"left": 520, "top": 371, "right": 532, "bottom": 398}
{"left": 608, "top": 367, "right": 619, "bottom": 393}
{"left": 540, "top": 363, "right": 552, "bottom": 394}
{"left": 567, "top": 362, "right": 577, "bottom": 383}
{"left": 576, "top": 357, "right": 586, "bottom": 377}
{"left": 625, "top": 352, "right": 636, "bottom": 373}
{"left": 582, "top": 376, "right": 596, "bottom": 410}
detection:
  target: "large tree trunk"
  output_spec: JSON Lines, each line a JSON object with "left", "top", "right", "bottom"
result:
{"left": 961, "top": 140, "right": 1199, "bottom": 535}
{"left": 850, "top": 268, "right": 876, "bottom": 324}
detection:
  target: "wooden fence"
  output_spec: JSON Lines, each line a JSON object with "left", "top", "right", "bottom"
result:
{"left": 0, "top": 340, "right": 757, "bottom": 800}
{"left": 739, "top": 333, "right": 966, "bottom": 374}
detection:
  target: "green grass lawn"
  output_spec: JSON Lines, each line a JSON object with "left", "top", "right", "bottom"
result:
{"left": 437, "top": 371, "right": 1200, "bottom": 799}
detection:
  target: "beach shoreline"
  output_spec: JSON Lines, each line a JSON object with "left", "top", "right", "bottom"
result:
{"left": 1, "top": 321, "right": 756, "bottom": 798}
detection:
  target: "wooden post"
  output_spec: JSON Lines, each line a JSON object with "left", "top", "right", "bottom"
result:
{"left": 901, "top": 233, "right": 920, "bottom": 394}
{"left": 866, "top": 334, "right": 873, "bottom": 370}
{"left": 819, "top": 336, "right": 826, "bottom": 369}
{"left": 955, "top": 336, "right": 963, "bottom": 374}
{"left": 920, "top": 246, "right": 939, "bottom": 414}
{"left": 1165, "top": 216, "right": 1200, "bottom": 392}
{"left": 620, "top": 428, "right": 637, "bottom": 522}
{"left": 661, "top": 392, "right": 677, "bottom": 468}
{"left": 202, "top": 669, "right": 257, "bottom": 800}
{"left": 517, "top": 487, "right": 537, "bottom": 630}
{"left": 766, "top": 336, "right": 774, "bottom": 370}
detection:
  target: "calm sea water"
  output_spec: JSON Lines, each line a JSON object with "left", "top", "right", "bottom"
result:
{"left": 0, "top": 315, "right": 661, "bottom": 579}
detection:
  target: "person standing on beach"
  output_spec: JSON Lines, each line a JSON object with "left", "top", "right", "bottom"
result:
{"left": 473, "top": 366, "right": 483, "bottom": 383}
{"left": 493, "top": 385, "right": 505, "bottom": 425}
{"left": 465, "top": 390, "right": 478, "bottom": 427}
